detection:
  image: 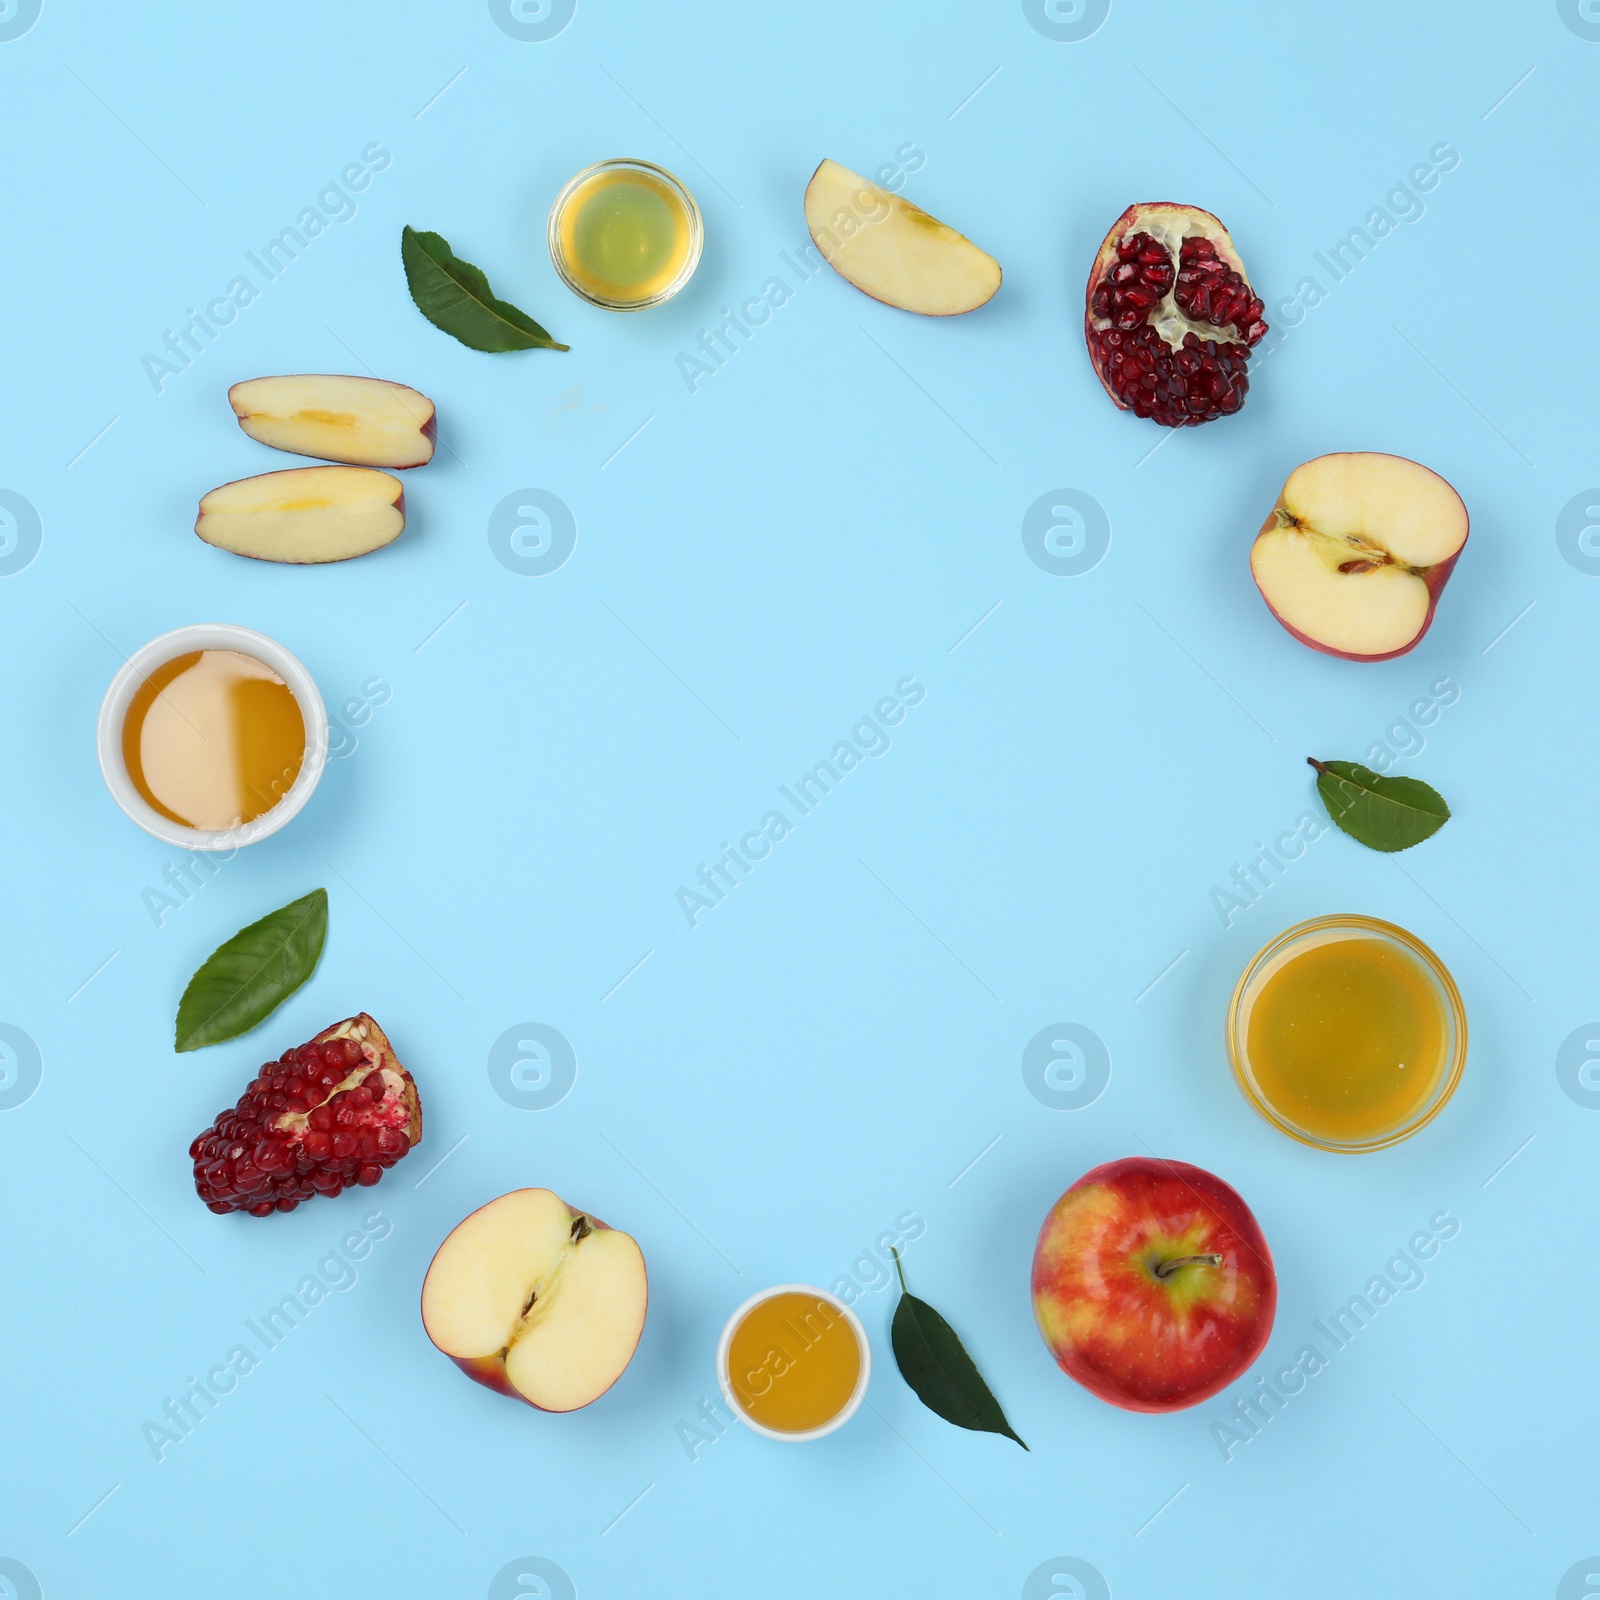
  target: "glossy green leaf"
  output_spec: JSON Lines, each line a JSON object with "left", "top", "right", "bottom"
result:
{"left": 401, "top": 226, "right": 568, "bottom": 353}
{"left": 890, "top": 1251, "right": 1027, "bottom": 1449}
{"left": 1309, "top": 758, "right": 1450, "bottom": 853}
{"left": 175, "top": 889, "right": 328, "bottom": 1052}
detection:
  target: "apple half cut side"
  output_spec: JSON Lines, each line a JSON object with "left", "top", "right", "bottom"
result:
{"left": 1250, "top": 453, "right": 1468, "bottom": 661}
{"left": 195, "top": 466, "right": 405, "bottom": 564}
{"left": 229, "top": 374, "right": 436, "bottom": 469}
{"left": 803, "top": 159, "right": 1000, "bottom": 316}
{"left": 420, "top": 1188, "right": 648, "bottom": 1413}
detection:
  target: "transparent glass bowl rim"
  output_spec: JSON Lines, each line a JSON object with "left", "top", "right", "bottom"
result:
{"left": 546, "top": 157, "right": 704, "bottom": 311}
{"left": 1225, "top": 912, "right": 1468, "bottom": 1154}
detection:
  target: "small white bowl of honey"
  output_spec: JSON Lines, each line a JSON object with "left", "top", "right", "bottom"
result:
{"left": 96, "top": 623, "right": 328, "bottom": 851}
{"left": 716, "top": 1283, "right": 870, "bottom": 1442}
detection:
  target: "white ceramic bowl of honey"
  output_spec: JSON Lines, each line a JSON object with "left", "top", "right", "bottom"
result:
{"left": 716, "top": 1283, "right": 871, "bottom": 1442}
{"left": 96, "top": 623, "right": 328, "bottom": 851}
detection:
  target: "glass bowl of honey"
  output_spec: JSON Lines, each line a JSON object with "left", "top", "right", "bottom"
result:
{"left": 716, "top": 1284, "right": 870, "bottom": 1442}
{"left": 547, "top": 158, "right": 703, "bottom": 311}
{"left": 96, "top": 623, "right": 328, "bottom": 850}
{"left": 1226, "top": 914, "right": 1467, "bottom": 1153}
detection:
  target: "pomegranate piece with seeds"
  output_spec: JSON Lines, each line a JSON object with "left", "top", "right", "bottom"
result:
{"left": 1084, "top": 202, "right": 1267, "bottom": 428}
{"left": 190, "top": 1013, "right": 421, "bottom": 1216}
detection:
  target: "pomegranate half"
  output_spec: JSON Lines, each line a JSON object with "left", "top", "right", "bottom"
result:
{"left": 1084, "top": 202, "right": 1267, "bottom": 428}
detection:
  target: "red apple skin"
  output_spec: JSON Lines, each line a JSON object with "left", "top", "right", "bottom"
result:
{"left": 1251, "top": 487, "right": 1469, "bottom": 663}
{"left": 1031, "top": 1157, "right": 1276, "bottom": 1413}
{"left": 420, "top": 1197, "right": 645, "bottom": 1414}
{"left": 450, "top": 1352, "right": 522, "bottom": 1402}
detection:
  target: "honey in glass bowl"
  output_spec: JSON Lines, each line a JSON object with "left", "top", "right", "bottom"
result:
{"left": 547, "top": 159, "right": 702, "bottom": 310}
{"left": 1227, "top": 915, "right": 1466, "bottom": 1152}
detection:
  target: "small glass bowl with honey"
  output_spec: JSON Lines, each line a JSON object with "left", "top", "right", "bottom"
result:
{"left": 1226, "top": 914, "right": 1467, "bottom": 1153}
{"left": 96, "top": 623, "right": 328, "bottom": 850}
{"left": 547, "top": 158, "right": 703, "bottom": 311}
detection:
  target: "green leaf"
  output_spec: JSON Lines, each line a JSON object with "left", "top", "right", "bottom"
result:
{"left": 889, "top": 1251, "right": 1027, "bottom": 1450}
{"left": 175, "top": 889, "right": 328, "bottom": 1052}
{"left": 1309, "top": 758, "right": 1451, "bottom": 853}
{"left": 401, "top": 226, "right": 569, "bottom": 353}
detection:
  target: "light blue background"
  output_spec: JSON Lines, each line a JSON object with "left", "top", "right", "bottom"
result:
{"left": 2, "top": 2, "right": 1596, "bottom": 1595}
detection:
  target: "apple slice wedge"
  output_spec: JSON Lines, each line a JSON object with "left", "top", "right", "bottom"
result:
{"left": 803, "top": 159, "right": 1000, "bottom": 316}
{"left": 1250, "top": 453, "right": 1468, "bottom": 661}
{"left": 195, "top": 466, "right": 405, "bottom": 564}
{"left": 421, "top": 1188, "right": 648, "bottom": 1413}
{"left": 228, "top": 374, "right": 436, "bottom": 468}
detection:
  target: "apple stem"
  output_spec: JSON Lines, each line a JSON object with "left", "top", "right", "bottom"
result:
{"left": 1153, "top": 1253, "right": 1224, "bottom": 1279}
{"left": 891, "top": 1246, "right": 909, "bottom": 1296}
{"left": 570, "top": 1214, "right": 592, "bottom": 1243}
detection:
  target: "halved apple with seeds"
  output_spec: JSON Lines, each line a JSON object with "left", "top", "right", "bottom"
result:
{"left": 421, "top": 1188, "right": 648, "bottom": 1413}
{"left": 804, "top": 159, "right": 1000, "bottom": 316}
{"left": 195, "top": 465, "right": 405, "bottom": 564}
{"left": 1250, "top": 453, "right": 1468, "bottom": 661}
{"left": 229, "top": 374, "right": 436, "bottom": 468}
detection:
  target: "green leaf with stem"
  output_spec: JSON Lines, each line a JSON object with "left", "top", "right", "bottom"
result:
{"left": 889, "top": 1248, "right": 1027, "bottom": 1450}
{"left": 1309, "top": 758, "right": 1450, "bottom": 853}
{"left": 401, "top": 226, "right": 569, "bottom": 353}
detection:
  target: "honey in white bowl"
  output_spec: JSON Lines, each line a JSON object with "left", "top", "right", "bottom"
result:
{"left": 121, "top": 649, "right": 305, "bottom": 831}
{"left": 722, "top": 1290, "right": 864, "bottom": 1435}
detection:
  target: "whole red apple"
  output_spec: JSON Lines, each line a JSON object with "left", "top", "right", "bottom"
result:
{"left": 1031, "top": 1156, "right": 1276, "bottom": 1412}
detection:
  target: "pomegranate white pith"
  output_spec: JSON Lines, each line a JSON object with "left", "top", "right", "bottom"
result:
{"left": 421, "top": 1188, "right": 648, "bottom": 1413}
{"left": 1084, "top": 202, "right": 1267, "bottom": 427}
{"left": 1250, "top": 453, "right": 1469, "bottom": 661}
